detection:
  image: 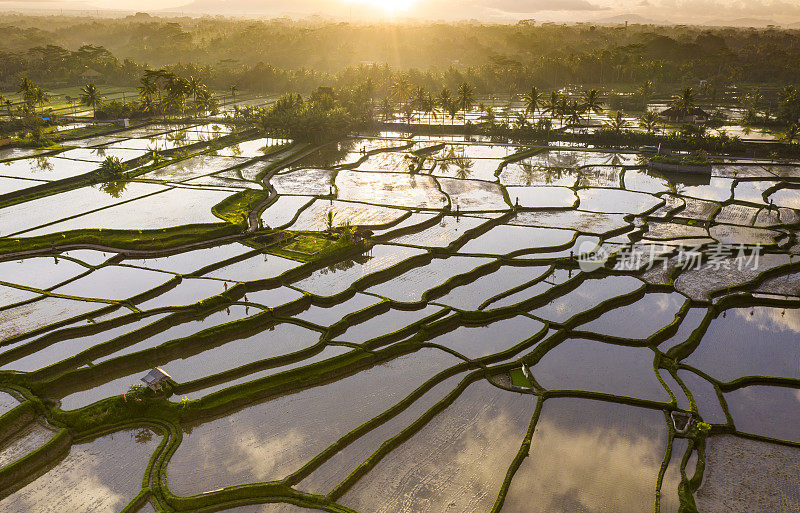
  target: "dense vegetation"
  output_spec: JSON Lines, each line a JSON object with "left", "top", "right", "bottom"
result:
{"left": 4, "top": 16, "right": 800, "bottom": 152}
{"left": 2, "top": 14, "right": 800, "bottom": 99}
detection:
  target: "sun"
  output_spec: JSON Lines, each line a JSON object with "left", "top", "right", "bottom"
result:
{"left": 346, "top": 0, "right": 417, "bottom": 16}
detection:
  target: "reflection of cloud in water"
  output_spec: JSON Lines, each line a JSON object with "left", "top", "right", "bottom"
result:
{"left": 735, "top": 307, "right": 800, "bottom": 333}
{"left": 0, "top": 430, "right": 157, "bottom": 512}
{"left": 503, "top": 399, "right": 674, "bottom": 513}
{"left": 168, "top": 349, "right": 459, "bottom": 496}
{"left": 226, "top": 428, "right": 305, "bottom": 481}
{"left": 655, "top": 293, "right": 671, "bottom": 311}
{"left": 341, "top": 381, "right": 535, "bottom": 513}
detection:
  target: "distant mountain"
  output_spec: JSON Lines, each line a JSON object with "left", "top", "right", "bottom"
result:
{"left": 592, "top": 13, "right": 662, "bottom": 25}
{"left": 159, "top": 0, "right": 328, "bottom": 16}
{"left": 701, "top": 17, "right": 779, "bottom": 27}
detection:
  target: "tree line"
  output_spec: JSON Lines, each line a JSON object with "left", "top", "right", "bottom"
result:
{"left": 4, "top": 16, "right": 800, "bottom": 94}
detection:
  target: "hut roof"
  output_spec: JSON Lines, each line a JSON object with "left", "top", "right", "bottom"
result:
{"left": 141, "top": 367, "right": 171, "bottom": 385}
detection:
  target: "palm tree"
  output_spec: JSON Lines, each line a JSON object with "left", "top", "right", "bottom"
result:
{"left": 673, "top": 86, "right": 696, "bottom": 114}
{"left": 482, "top": 106, "right": 496, "bottom": 126}
{"left": 325, "top": 210, "right": 337, "bottom": 232}
{"left": 99, "top": 155, "right": 124, "bottom": 177}
{"left": 229, "top": 83, "right": 239, "bottom": 108}
{"left": 543, "top": 91, "right": 560, "bottom": 122}
{"left": 446, "top": 100, "right": 459, "bottom": 125}
{"left": 636, "top": 80, "right": 654, "bottom": 109}
{"left": 139, "top": 95, "right": 158, "bottom": 116}
{"left": 390, "top": 76, "right": 412, "bottom": 108}
{"left": 138, "top": 76, "right": 158, "bottom": 100}
{"left": 422, "top": 92, "right": 436, "bottom": 123}
{"left": 137, "top": 75, "right": 160, "bottom": 114}
{"left": 639, "top": 111, "right": 661, "bottom": 134}
{"left": 456, "top": 82, "right": 475, "bottom": 119}
{"left": 566, "top": 100, "right": 583, "bottom": 127}
{"left": 556, "top": 95, "right": 568, "bottom": 126}
{"left": 607, "top": 111, "right": 627, "bottom": 133}
{"left": 741, "top": 89, "right": 763, "bottom": 124}
{"left": 143, "top": 69, "right": 170, "bottom": 108}
{"left": 0, "top": 94, "right": 11, "bottom": 120}
{"left": 581, "top": 89, "right": 603, "bottom": 124}
{"left": 165, "top": 76, "right": 190, "bottom": 116}
{"left": 79, "top": 83, "right": 104, "bottom": 118}
{"left": 378, "top": 98, "right": 394, "bottom": 121}
{"left": 19, "top": 77, "right": 36, "bottom": 109}
{"left": 412, "top": 87, "right": 427, "bottom": 122}
{"left": 187, "top": 76, "right": 205, "bottom": 102}
{"left": 784, "top": 123, "right": 800, "bottom": 144}
{"left": 437, "top": 88, "right": 452, "bottom": 122}
{"left": 196, "top": 89, "right": 218, "bottom": 116}
{"left": 33, "top": 87, "right": 49, "bottom": 114}
{"left": 521, "top": 85, "right": 542, "bottom": 122}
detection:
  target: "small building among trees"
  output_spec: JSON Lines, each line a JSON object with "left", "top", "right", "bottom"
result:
{"left": 141, "top": 368, "right": 171, "bottom": 392}
{"left": 658, "top": 106, "right": 709, "bottom": 124}
{"left": 80, "top": 68, "right": 103, "bottom": 82}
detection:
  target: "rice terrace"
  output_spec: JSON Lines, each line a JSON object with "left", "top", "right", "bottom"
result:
{"left": 0, "top": 6, "right": 799, "bottom": 513}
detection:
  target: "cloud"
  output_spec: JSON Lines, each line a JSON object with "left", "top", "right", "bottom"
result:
{"left": 647, "top": 0, "right": 800, "bottom": 19}
{"left": 484, "top": 0, "right": 608, "bottom": 12}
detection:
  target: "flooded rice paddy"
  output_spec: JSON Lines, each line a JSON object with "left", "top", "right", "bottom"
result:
{"left": 0, "top": 123, "right": 798, "bottom": 512}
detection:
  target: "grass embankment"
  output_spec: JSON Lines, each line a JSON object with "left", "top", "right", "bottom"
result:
{"left": 268, "top": 231, "right": 369, "bottom": 263}
{"left": 0, "top": 132, "right": 296, "bottom": 256}
{"left": 11, "top": 123, "right": 128, "bottom": 148}
{"left": 0, "top": 223, "right": 241, "bottom": 256}
{"left": 650, "top": 155, "right": 713, "bottom": 167}
{"left": 381, "top": 121, "right": 800, "bottom": 158}
{"left": 212, "top": 189, "right": 271, "bottom": 226}
{"left": 509, "top": 368, "right": 532, "bottom": 388}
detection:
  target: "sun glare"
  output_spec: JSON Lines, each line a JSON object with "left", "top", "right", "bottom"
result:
{"left": 346, "top": 0, "right": 417, "bottom": 16}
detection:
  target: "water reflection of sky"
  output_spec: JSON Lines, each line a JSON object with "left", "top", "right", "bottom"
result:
{"left": 167, "top": 348, "right": 461, "bottom": 496}
{"left": 684, "top": 307, "right": 800, "bottom": 381}
{"left": 340, "top": 380, "right": 537, "bottom": 513}
{"left": 0, "top": 429, "right": 159, "bottom": 512}
{"left": 503, "top": 398, "right": 672, "bottom": 513}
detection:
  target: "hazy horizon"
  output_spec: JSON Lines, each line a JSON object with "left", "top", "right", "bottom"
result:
{"left": 1, "top": 0, "right": 800, "bottom": 28}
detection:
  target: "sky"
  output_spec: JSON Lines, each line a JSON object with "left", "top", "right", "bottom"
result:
{"left": 2, "top": 0, "right": 800, "bottom": 26}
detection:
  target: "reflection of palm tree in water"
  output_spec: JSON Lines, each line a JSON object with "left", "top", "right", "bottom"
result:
{"left": 33, "top": 156, "right": 53, "bottom": 173}
{"left": 437, "top": 147, "right": 474, "bottom": 179}
{"left": 520, "top": 161, "right": 536, "bottom": 186}
{"left": 545, "top": 151, "right": 579, "bottom": 169}
{"left": 147, "top": 136, "right": 163, "bottom": 152}
{"left": 454, "top": 156, "right": 473, "bottom": 179}
{"left": 437, "top": 148, "right": 453, "bottom": 174}
{"left": 166, "top": 130, "right": 188, "bottom": 147}
{"left": 92, "top": 146, "right": 108, "bottom": 158}
{"left": 99, "top": 180, "right": 128, "bottom": 198}
{"left": 519, "top": 158, "right": 569, "bottom": 186}
{"left": 545, "top": 167, "right": 569, "bottom": 185}
{"left": 600, "top": 152, "right": 626, "bottom": 167}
